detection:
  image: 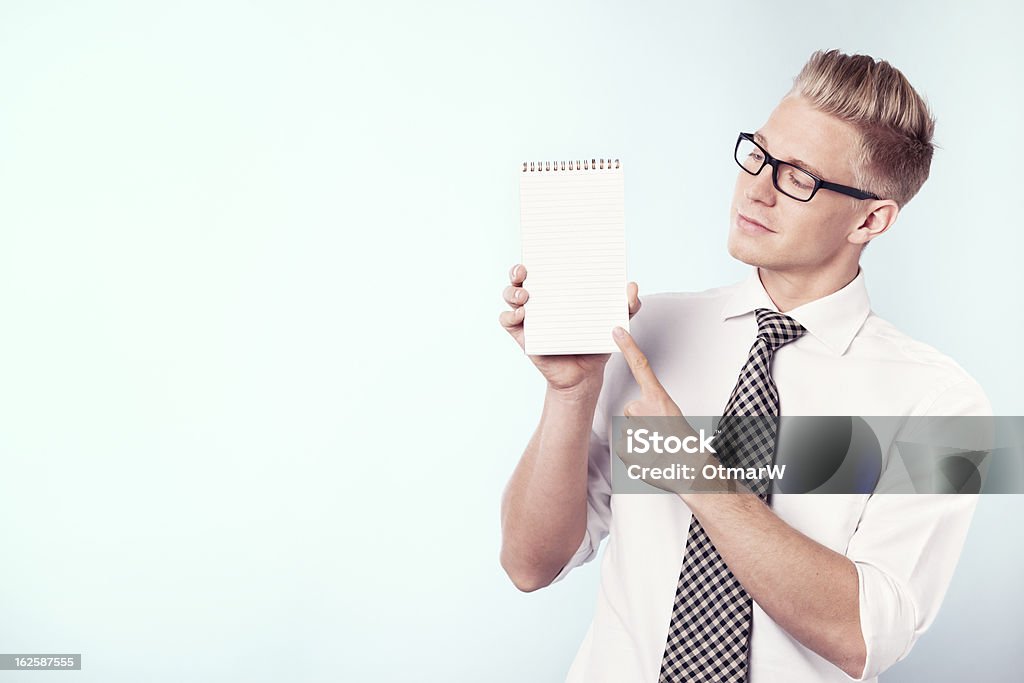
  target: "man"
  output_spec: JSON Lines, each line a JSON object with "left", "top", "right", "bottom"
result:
{"left": 498, "top": 50, "right": 989, "bottom": 682}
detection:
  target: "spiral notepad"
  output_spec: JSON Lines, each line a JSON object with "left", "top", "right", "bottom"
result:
{"left": 519, "top": 158, "right": 628, "bottom": 355}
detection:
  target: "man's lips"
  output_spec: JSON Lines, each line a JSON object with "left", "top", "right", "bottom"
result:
{"left": 737, "top": 212, "right": 775, "bottom": 234}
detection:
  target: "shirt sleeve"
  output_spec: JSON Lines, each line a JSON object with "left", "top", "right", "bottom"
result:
{"left": 550, "top": 422, "right": 614, "bottom": 584}
{"left": 845, "top": 378, "right": 992, "bottom": 680}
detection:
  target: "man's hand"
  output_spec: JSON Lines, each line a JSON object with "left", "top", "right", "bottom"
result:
{"left": 499, "top": 264, "right": 641, "bottom": 395}
{"left": 613, "top": 327, "right": 702, "bottom": 494}
{"left": 611, "top": 327, "right": 741, "bottom": 495}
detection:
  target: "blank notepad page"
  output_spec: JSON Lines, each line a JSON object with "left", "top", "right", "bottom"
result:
{"left": 519, "top": 159, "right": 628, "bottom": 355}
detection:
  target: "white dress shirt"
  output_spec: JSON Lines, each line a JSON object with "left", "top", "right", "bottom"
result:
{"left": 554, "top": 268, "right": 990, "bottom": 682}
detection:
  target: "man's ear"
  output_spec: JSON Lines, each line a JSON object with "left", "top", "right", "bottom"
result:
{"left": 848, "top": 200, "right": 900, "bottom": 246}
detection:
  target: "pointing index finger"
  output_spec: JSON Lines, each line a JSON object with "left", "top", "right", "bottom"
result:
{"left": 612, "top": 327, "right": 666, "bottom": 396}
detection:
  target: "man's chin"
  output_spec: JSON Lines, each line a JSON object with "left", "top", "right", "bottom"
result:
{"left": 727, "top": 234, "right": 770, "bottom": 268}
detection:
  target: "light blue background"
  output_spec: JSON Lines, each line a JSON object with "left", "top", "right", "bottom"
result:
{"left": 0, "top": 1, "right": 1021, "bottom": 681}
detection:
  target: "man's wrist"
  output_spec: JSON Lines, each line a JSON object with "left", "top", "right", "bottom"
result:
{"left": 546, "top": 377, "right": 603, "bottom": 405}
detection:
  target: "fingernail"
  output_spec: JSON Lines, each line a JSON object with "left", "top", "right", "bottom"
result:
{"left": 613, "top": 327, "right": 626, "bottom": 339}
{"left": 510, "top": 265, "right": 520, "bottom": 280}
{"left": 514, "top": 289, "right": 522, "bottom": 301}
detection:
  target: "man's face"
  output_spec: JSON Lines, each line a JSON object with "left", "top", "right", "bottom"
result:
{"left": 728, "top": 95, "right": 868, "bottom": 273}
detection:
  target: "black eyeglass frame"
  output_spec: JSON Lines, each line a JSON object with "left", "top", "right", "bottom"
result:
{"left": 734, "top": 132, "right": 880, "bottom": 202}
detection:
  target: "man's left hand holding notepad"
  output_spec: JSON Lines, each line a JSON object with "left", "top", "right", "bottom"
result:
{"left": 499, "top": 263, "right": 641, "bottom": 392}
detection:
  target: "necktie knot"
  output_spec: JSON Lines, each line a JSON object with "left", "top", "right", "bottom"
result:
{"left": 754, "top": 308, "right": 806, "bottom": 352}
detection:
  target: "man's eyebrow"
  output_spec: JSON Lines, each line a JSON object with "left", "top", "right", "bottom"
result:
{"left": 753, "top": 131, "right": 826, "bottom": 178}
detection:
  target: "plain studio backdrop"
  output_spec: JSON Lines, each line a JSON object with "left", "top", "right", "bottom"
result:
{"left": 0, "top": 1, "right": 1021, "bottom": 681}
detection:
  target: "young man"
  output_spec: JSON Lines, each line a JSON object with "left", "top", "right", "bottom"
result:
{"left": 498, "top": 50, "right": 989, "bottom": 682}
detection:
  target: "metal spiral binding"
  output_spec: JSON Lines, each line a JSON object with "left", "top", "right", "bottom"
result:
{"left": 521, "top": 158, "right": 621, "bottom": 172}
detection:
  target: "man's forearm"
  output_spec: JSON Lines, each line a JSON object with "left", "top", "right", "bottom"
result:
{"left": 684, "top": 493, "right": 867, "bottom": 678}
{"left": 500, "top": 380, "right": 602, "bottom": 591}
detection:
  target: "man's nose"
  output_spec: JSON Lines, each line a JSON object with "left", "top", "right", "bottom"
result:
{"left": 743, "top": 165, "right": 777, "bottom": 206}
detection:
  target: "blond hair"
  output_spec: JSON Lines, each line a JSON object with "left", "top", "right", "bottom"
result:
{"left": 793, "top": 50, "right": 935, "bottom": 207}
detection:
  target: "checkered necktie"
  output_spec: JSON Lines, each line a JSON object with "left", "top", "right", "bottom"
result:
{"left": 659, "top": 308, "right": 805, "bottom": 682}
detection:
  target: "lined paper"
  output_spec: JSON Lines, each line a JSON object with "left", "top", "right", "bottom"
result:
{"left": 519, "top": 163, "right": 628, "bottom": 355}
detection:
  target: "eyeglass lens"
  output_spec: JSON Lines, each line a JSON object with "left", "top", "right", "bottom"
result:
{"left": 735, "top": 137, "right": 817, "bottom": 201}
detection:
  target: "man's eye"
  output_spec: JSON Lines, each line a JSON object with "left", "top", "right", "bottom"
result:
{"left": 749, "top": 151, "right": 764, "bottom": 162}
{"left": 787, "top": 172, "right": 811, "bottom": 189}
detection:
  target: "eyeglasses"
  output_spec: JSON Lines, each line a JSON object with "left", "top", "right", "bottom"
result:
{"left": 734, "top": 132, "right": 880, "bottom": 202}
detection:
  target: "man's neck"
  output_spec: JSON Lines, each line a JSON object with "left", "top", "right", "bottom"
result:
{"left": 757, "top": 264, "right": 860, "bottom": 313}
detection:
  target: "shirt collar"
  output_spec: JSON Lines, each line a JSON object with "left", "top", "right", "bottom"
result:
{"left": 720, "top": 268, "right": 871, "bottom": 356}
